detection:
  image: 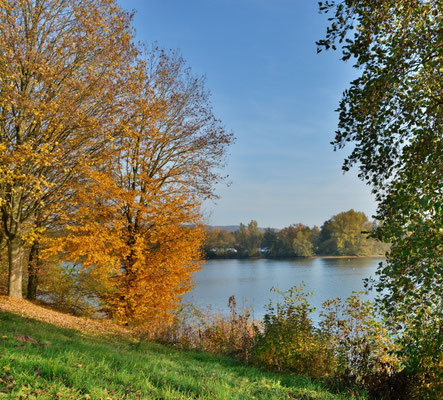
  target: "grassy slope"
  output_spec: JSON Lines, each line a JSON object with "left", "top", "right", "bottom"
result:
{"left": 0, "top": 311, "right": 359, "bottom": 400}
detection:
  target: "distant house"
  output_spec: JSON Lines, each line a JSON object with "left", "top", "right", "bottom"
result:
{"left": 210, "top": 247, "right": 238, "bottom": 254}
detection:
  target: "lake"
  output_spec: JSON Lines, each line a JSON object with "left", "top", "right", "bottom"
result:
{"left": 184, "top": 257, "right": 384, "bottom": 320}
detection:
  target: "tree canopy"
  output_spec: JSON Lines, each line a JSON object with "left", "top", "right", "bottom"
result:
{"left": 203, "top": 211, "right": 387, "bottom": 258}
{"left": 0, "top": 0, "right": 233, "bottom": 328}
{"left": 318, "top": 0, "right": 442, "bottom": 396}
{"left": 318, "top": 210, "right": 373, "bottom": 256}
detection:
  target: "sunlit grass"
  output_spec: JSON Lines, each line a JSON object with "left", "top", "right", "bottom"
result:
{"left": 0, "top": 311, "right": 363, "bottom": 399}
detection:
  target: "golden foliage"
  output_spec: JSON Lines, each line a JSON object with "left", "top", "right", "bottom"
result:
{"left": 42, "top": 46, "right": 231, "bottom": 329}
{"left": 0, "top": 1, "right": 232, "bottom": 325}
{"left": 0, "top": 0, "right": 136, "bottom": 298}
{"left": 46, "top": 154, "right": 206, "bottom": 329}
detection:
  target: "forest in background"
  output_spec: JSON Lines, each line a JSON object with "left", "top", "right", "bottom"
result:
{"left": 204, "top": 209, "right": 390, "bottom": 258}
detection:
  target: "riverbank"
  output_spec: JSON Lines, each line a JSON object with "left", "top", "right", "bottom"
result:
{"left": 0, "top": 298, "right": 357, "bottom": 400}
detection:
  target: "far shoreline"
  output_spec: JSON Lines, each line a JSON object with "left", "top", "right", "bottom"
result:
{"left": 204, "top": 255, "right": 386, "bottom": 260}
{"left": 311, "top": 255, "right": 385, "bottom": 259}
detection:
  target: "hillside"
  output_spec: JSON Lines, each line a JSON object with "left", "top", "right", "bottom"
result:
{"left": 0, "top": 299, "right": 355, "bottom": 400}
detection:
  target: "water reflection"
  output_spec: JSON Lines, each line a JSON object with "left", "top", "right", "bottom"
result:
{"left": 184, "top": 257, "right": 384, "bottom": 320}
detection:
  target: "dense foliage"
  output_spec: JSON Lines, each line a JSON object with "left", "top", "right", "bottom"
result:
{"left": 318, "top": 0, "right": 442, "bottom": 397}
{"left": 253, "top": 287, "right": 406, "bottom": 399}
{"left": 204, "top": 210, "right": 389, "bottom": 258}
{"left": 0, "top": 0, "right": 233, "bottom": 327}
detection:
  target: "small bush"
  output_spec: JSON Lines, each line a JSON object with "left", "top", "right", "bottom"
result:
{"left": 252, "top": 285, "right": 335, "bottom": 377}
{"left": 249, "top": 285, "right": 415, "bottom": 399}
{"left": 39, "top": 262, "right": 103, "bottom": 317}
{"left": 320, "top": 295, "right": 404, "bottom": 399}
{"left": 395, "top": 314, "right": 443, "bottom": 400}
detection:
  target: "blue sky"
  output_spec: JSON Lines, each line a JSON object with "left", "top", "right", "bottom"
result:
{"left": 118, "top": 0, "right": 377, "bottom": 228}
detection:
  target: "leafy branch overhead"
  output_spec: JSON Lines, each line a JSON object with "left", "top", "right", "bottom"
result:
{"left": 318, "top": 1, "right": 442, "bottom": 398}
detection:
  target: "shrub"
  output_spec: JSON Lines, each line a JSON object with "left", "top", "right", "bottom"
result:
{"left": 252, "top": 285, "right": 335, "bottom": 377}
{"left": 250, "top": 286, "right": 413, "bottom": 399}
{"left": 38, "top": 262, "right": 104, "bottom": 317}
{"left": 396, "top": 312, "right": 443, "bottom": 400}
{"left": 320, "top": 295, "right": 405, "bottom": 399}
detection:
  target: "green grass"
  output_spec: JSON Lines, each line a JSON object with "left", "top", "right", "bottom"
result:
{"left": 0, "top": 311, "right": 361, "bottom": 400}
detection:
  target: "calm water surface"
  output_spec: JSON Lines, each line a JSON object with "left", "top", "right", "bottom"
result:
{"left": 184, "top": 257, "right": 384, "bottom": 319}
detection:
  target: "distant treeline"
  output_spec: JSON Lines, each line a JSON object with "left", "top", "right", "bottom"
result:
{"left": 204, "top": 209, "right": 390, "bottom": 258}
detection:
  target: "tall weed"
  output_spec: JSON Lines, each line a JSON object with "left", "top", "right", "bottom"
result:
{"left": 155, "top": 296, "right": 257, "bottom": 362}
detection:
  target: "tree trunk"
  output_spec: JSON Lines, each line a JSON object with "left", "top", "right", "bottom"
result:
{"left": 26, "top": 242, "right": 39, "bottom": 300}
{"left": 7, "top": 235, "right": 23, "bottom": 299}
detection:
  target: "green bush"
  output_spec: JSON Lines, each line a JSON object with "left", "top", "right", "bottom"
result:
{"left": 320, "top": 295, "right": 404, "bottom": 398}
{"left": 252, "top": 285, "right": 335, "bottom": 378}
{"left": 251, "top": 286, "right": 413, "bottom": 399}
{"left": 39, "top": 262, "right": 103, "bottom": 317}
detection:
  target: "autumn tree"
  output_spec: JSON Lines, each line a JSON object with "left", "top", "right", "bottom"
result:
{"left": 318, "top": 0, "right": 442, "bottom": 396}
{"left": 203, "top": 228, "right": 236, "bottom": 257}
{"left": 47, "top": 48, "right": 233, "bottom": 328}
{"left": 262, "top": 224, "right": 316, "bottom": 257}
{"left": 292, "top": 228, "right": 314, "bottom": 257}
{"left": 234, "top": 220, "right": 263, "bottom": 257}
{"left": 265, "top": 223, "right": 314, "bottom": 257}
{"left": 277, "top": 224, "right": 304, "bottom": 257}
{"left": 318, "top": 210, "right": 373, "bottom": 256}
{"left": 0, "top": 0, "right": 135, "bottom": 298}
